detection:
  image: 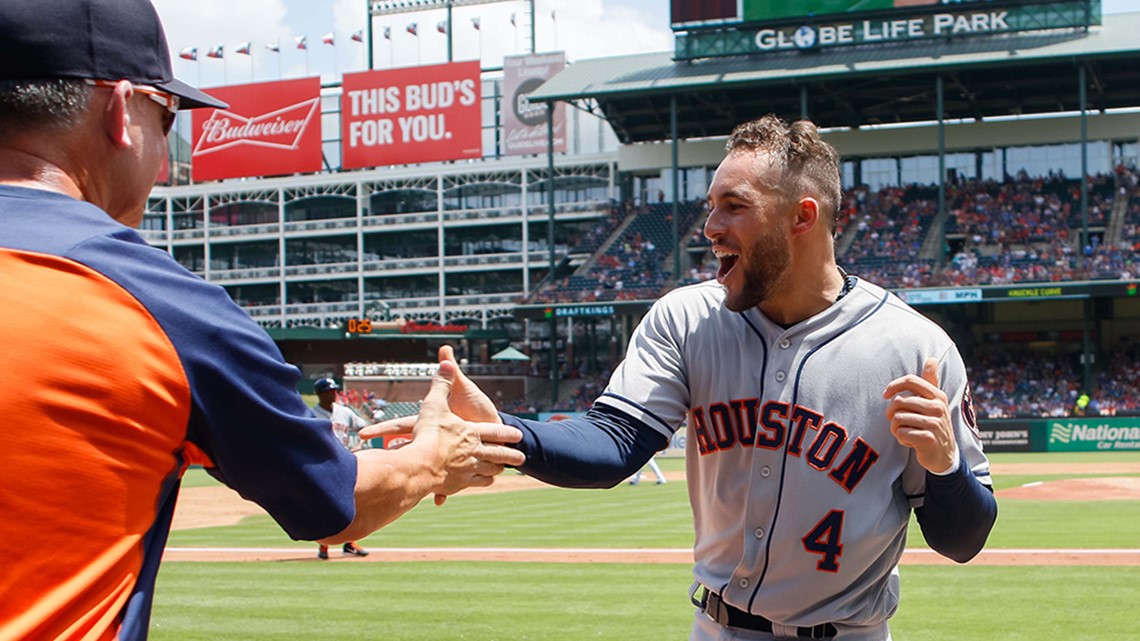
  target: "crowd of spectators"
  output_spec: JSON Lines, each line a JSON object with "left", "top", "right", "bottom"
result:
{"left": 530, "top": 199, "right": 707, "bottom": 304}
{"left": 957, "top": 346, "right": 1140, "bottom": 418}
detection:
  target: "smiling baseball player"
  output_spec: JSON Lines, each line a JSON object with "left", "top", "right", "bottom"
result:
{"left": 363, "top": 115, "right": 997, "bottom": 641}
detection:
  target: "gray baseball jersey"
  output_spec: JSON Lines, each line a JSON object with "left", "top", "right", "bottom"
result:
{"left": 596, "top": 278, "right": 990, "bottom": 633}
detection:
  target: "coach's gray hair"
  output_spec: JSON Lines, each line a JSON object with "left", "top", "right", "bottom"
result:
{"left": 725, "top": 115, "right": 842, "bottom": 231}
{"left": 0, "top": 79, "right": 92, "bottom": 141}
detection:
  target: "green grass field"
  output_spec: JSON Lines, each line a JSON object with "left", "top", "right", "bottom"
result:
{"left": 153, "top": 452, "right": 1140, "bottom": 640}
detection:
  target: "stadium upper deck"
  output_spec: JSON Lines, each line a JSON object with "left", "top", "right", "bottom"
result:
{"left": 144, "top": 2, "right": 1140, "bottom": 349}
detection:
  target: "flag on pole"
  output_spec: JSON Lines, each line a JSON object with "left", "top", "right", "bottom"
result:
{"left": 265, "top": 42, "right": 280, "bottom": 52}
{"left": 206, "top": 44, "right": 223, "bottom": 59}
{"left": 551, "top": 10, "right": 557, "bottom": 20}
{"left": 351, "top": 29, "right": 363, "bottom": 42}
{"left": 294, "top": 35, "right": 307, "bottom": 49}
{"left": 436, "top": 21, "right": 447, "bottom": 34}
{"left": 235, "top": 41, "right": 251, "bottom": 55}
{"left": 510, "top": 13, "right": 516, "bottom": 27}
{"left": 322, "top": 32, "right": 334, "bottom": 46}
{"left": 178, "top": 46, "right": 197, "bottom": 61}
{"left": 406, "top": 23, "right": 418, "bottom": 36}
{"left": 471, "top": 17, "right": 480, "bottom": 30}
{"left": 383, "top": 26, "right": 392, "bottom": 40}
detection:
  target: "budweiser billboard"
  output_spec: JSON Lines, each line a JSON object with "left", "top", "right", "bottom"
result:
{"left": 502, "top": 52, "right": 566, "bottom": 156}
{"left": 190, "top": 78, "right": 323, "bottom": 181}
{"left": 341, "top": 61, "right": 482, "bottom": 169}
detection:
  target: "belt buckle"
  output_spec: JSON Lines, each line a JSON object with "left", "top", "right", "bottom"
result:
{"left": 690, "top": 584, "right": 719, "bottom": 623}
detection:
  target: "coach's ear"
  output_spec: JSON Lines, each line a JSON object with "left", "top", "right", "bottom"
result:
{"left": 791, "top": 196, "right": 820, "bottom": 237}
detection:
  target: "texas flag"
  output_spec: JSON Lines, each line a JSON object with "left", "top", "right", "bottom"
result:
{"left": 178, "top": 46, "right": 197, "bottom": 61}
{"left": 235, "top": 41, "right": 251, "bottom": 55}
{"left": 206, "top": 44, "right": 223, "bottom": 59}
{"left": 295, "top": 35, "right": 307, "bottom": 49}
{"left": 436, "top": 21, "right": 447, "bottom": 34}
{"left": 382, "top": 26, "right": 391, "bottom": 40}
{"left": 406, "top": 23, "right": 418, "bottom": 36}
{"left": 265, "top": 42, "right": 280, "bottom": 53}
{"left": 351, "top": 29, "right": 363, "bottom": 42}
{"left": 321, "top": 32, "right": 334, "bottom": 46}
{"left": 471, "top": 17, "right": 480, "bottom": 31}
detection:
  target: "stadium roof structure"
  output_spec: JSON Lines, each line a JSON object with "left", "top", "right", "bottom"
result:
{"left": 528, "top": 11, "right": 1140, "bottom": 144}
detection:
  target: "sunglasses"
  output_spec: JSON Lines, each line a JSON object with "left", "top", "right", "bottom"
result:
{"left": 85, "top": 79, "right": 179, "bottom": 136}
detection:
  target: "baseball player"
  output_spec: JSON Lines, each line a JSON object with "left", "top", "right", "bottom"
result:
{"left": 365, "top": 115, "right": 996, "bottom": 641}
{"left": 311, "top": 377, "right": 372, "bottom": 559}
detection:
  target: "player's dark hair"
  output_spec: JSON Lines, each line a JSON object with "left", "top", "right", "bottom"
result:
{"left": 0, "top": 79, "right": 91, "bottom": 142}
{"left": 725, "top": 114, "right": 842, "bottom": 231}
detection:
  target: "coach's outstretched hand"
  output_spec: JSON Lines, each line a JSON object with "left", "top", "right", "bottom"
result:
{"left": 882, "top": 357, "right": 959, "bottom": 474}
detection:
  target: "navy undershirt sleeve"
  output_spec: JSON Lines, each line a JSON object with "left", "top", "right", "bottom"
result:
{"left": 499, "top": 405, "right": 669, "bottom": 488}
{"left": 914, "top": 454, "right": 998, "bottom": 563}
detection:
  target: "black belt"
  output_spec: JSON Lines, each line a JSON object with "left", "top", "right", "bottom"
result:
{"left": 691, "top": 586, "right": 838, "bottom": 639}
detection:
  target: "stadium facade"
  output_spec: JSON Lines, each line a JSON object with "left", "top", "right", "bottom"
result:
{"left": 145, "top": 0, "right": 1140, "bottom": 435}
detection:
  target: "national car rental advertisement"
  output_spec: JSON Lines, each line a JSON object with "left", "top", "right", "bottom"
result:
{"left": 190, "top": 77, "right": 323, "bottom": 181}
{"left": 340, "top": 61, "right": 483, "bottom": 169}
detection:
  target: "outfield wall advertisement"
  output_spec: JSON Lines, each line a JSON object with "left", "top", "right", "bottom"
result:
{"left": 190, "top": 77, "right": 323, "bottom": 181}
{"left": 1046, "top": 418, "right": 1140, "bottom": 452}
{"left": 340, "top": 61, "right": 482, "bottom": 169}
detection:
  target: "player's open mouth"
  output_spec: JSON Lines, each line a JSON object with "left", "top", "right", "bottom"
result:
{"left": 714, "top": 249, "right": 739, "bottom": 284}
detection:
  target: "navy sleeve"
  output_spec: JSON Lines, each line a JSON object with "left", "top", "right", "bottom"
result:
{"left": 72, "top": 233, "right": 358, "bottom": 541}
{"left": 914, "top": 454, "right": 998, "bottom": 563}
{"left": 502, "top": 404, "right": 669, "bottom": 488}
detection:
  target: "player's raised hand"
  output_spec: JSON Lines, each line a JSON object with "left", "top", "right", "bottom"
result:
{"left": 408, "top": 360, "right": 524, "bottom": 503}
{"left": 357, "top": 345, "right": 503, "bottom": 443}
{"left": 882, "top": 357, "right": 959, "bottom": 474}
{"left": 437, "top": 344, "right": 502, "bottom": 423}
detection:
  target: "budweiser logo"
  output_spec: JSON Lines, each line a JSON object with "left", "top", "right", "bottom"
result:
{"left": 193, "top": 98, "right": 320, "bottom": 156}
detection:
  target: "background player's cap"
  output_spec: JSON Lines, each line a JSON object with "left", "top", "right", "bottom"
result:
{"left": 313, "top": 378, "right": 341, "bottom": 393}
{"left": 0, "top": 0, "right": 227, "bottom": 110}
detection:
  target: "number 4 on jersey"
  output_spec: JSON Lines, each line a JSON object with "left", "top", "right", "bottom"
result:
{"left": 802, "top": 510, "right": 844, "bottom": 572}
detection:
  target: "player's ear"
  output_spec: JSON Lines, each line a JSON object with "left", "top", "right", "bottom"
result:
{"left": 790, "top": 197, "right": 820, "bottom": 236}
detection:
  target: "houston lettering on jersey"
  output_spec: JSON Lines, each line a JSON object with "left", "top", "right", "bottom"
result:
{"left": 690, "top": 399, "right": 881, "bottom": 493}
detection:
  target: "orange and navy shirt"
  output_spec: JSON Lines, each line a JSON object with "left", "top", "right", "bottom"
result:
{"left": 0, "top": 186, "right": 357, "bottom": 641}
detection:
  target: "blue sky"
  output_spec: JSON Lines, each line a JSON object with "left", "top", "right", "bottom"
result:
{"left": 153, "top": 0, "right": 1140, "bottom": 90}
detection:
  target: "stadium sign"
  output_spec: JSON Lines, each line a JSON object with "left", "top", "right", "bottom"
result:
{"left": 546, "top": 304, "right": 616, "bottom": 318}
{"left": 340, "top": 61, "right": 482, "bottom": 169}
{"left": 502, "top": 52, "right": 567, "bottom": 156}
{"left": 898, "top": 288, "right": 982, "bottom": 306}
{"left": 752, "top": 11, "right": 1013, "bottom": 51}
{"left": 190, "top": 78, "right": 323, "bottom": 181}
{"left": 1046, "top": 418, "right": 1140, "bottom": 452}
{"left": 674, "top": 1, "right": 1099, "bottom": 60}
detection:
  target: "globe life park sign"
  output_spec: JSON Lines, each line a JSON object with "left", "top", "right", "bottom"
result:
{"left": 673, "top": 1, "right": 1101, "bottom": 60}
{"left": 757, "top": 11, "right": 1014, "bottom": 52}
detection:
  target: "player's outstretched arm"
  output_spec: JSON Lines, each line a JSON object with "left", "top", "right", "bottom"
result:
{"left": 318, "top": 361, "right": 524, "bottom": 544}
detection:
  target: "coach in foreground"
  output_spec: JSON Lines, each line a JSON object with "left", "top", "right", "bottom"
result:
{"left": 0, "top": 1, "right": 522, "bottom": 639}
{"left": 369, "top": 115, "right": 997, "bottom": 640}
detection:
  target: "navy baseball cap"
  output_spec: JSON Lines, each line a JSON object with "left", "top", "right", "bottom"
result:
{"left": 313, "top": 378, "right": 341, "bottom": 393}
{"left": 0, "top": 0, "right": 226, "bottom": 110}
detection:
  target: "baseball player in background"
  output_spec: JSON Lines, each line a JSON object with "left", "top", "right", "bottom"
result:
{"left": 366, "top": 115, "right": 997, "bottom": 641}
{"left": 311, "top": 377, "right": 371, "bottom": 559}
